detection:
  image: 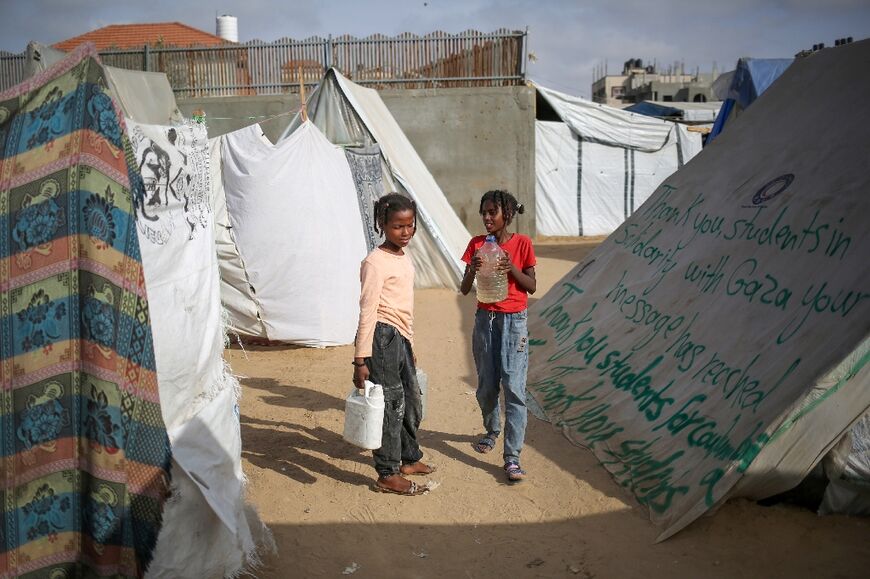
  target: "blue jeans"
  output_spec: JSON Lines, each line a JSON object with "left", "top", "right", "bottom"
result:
{"left": 366, "top": 322, "right": 424, "bottom": 477}
{"left": 472, "top": 308, "right": 529, "bottom": 464}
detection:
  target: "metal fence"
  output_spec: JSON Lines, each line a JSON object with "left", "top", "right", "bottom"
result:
{"left": 0, "top": 29, "right": 527, "bottom": 96}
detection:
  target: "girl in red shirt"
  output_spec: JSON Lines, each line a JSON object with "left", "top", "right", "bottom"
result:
{"left": 460, "top": 190, "right": 537, "bottom": 482}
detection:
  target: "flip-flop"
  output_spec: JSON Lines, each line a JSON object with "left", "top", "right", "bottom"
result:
{"left": 472, "top": 435, "right": 497, "bottom": 454}
{"left": 400, "top": 462, "right": 437, "bottom": 476}
{"left": 504, "top": 462, "right": 526, "bottom": 483}
{"left": 374, "top": 479, "right": 428, "bottom": 496}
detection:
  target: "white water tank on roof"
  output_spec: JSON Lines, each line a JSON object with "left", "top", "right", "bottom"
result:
{"left": 216, "top": 15, "right": 238, "bottom": 42}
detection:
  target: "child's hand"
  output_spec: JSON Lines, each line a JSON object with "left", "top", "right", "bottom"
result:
{"left": 470, "top": 251, "right": 483, "bottom": 272}
{"left": 353, "top": 364, "right": 369, "bottom": 388}
{"left": 497, "top": 252, "right": 513, "bottom": 274}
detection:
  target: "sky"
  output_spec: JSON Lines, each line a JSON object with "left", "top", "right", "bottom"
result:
{"left": 1, "top": 0, "right": 868, "bottom": 98}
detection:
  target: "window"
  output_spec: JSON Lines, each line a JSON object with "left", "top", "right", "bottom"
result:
{"left": 693, "top": 94, "right": 707, "bottom": 102}
{"left": 663, "top": 95, "right": 673, "bottom": 102}
{"left": 611, "top": 86, "right": 625, "bottom": 98}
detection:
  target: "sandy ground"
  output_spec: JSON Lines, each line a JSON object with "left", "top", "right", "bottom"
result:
{"left": 228, "top": 237, "right": 869, "bottom": 579}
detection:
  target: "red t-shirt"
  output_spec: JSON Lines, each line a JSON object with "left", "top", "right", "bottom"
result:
{"left": 461, "top": 233, "right": 536, "bottom": 313}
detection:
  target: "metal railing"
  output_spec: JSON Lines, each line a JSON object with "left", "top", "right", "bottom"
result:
{"left": 0, "top": 29, "right": 527, "bottom": 96}
{"left": 0, "top": 50, "right": 27, "bottom": 92}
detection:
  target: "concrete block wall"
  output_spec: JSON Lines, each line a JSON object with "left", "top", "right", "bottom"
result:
{"left": 178, "top": 94, "right": 300, "bottom": 144}
{"left": 178, "top": 85, "right": 536, "bottom": 237}
{"left": 379, "top": 86, "right": 535, "bottom": 237}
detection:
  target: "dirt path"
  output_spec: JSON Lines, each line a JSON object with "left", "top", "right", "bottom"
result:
{"left": 229, "top": 238, "right": 869, "bottom": 578}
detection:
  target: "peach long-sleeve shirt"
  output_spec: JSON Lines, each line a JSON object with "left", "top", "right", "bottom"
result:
{"left": 354, "top": 247, "right": 414, "bottom": 358}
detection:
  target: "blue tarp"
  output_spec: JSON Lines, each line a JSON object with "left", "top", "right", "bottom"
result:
{"left": 729, "top": 58, "right": 794, "bottom": 109}
{"left": 708, "top": 57, "right": 793, "bottom": 142}
{"left": 624, "top": 101, "right": 684, "bottom": 119}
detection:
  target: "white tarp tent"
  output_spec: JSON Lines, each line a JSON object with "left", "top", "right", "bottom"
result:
{"left": 212, "top": 121, "right": 369, "bottom": 346}
{"left": 281, "top": 68, "right": 471, "bottom": 290}
{"left": 526, "top": 40, "right": 870, "bottom": 541}
{"left": 534, "top": 84, "right": 703, "bottom": 237}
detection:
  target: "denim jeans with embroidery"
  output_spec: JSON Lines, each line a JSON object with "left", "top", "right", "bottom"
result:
{"left": 472, "top": 308, "right": 529, "bottom": 464}
{"left": 366, "top": 322, "right": 424, "bottom": 477}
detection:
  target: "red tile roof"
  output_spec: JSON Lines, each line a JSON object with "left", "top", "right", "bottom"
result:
{"left": 53, "top": 22, "right": 231, "bottom": 52}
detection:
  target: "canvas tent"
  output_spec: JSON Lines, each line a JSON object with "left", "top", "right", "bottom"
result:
{"left": 525, "top": 40, "right": 869, "bottom": 541}
{"left": 534, "top": 84, "right": 703, "bottom": 237}
{"left": 25, "top": 41, "right": 184, "bottom": 125}
{"left": 280, "top": 68, "right": 471, "bottom": 291}
{"left": 210, "top": 120, "right": 370, "bottom": 346}
{"left": 707, "top": 57, "right": 793, "bottom": 142}
{"left": 23, "top": 42, "right": 267, "bottom": 576}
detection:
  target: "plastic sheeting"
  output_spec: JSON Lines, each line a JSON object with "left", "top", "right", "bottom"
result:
{"left": 708, "top": 58, "right": 793, "bottom": 142}
{"left": 282, "top": 69, "right": 470, "bottom": 290}
{"left": 725, "top": 58, "right": 794, "bottom": 109}
{"left": 535, "top": 93, "right": 702, "bottom": 237}
{"left": 625, "top": 101, "right": 722, "bottom": 123}
{"left": 218, "top": 121, "right": 368, "bottom": 346}
{"left": 537, "top": 85, "right": 688, "bottom": 152}
{"left": 526, "top": 39, "right": 870, "bottom": 541}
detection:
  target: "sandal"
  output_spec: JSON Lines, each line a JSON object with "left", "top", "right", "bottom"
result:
{"left": 400, "top": 462, "right": 437, "bottom": 476}
{"left": 472, "top": 434, "right": 497, "bottom": 454}
{"left": 374, "top": 476, "right": 428, "bottom": 496}
{"left": 504, "top": 462, "right": 526, "bottom": 483}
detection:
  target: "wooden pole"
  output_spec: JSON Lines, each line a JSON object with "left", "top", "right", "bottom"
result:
{"left": 298, "top": 65, "right": 308, "bottom": 121}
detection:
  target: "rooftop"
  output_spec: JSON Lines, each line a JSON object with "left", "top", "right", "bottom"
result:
{"left": 53, "top": 22, "right": 230, "bottom": 51}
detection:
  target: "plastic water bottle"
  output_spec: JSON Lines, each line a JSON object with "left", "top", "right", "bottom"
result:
{"left": 343, "top": 381, "right": 385, "bottom": 449}
{"left": 476, "top": 235, "right": 508, "bottom": 303}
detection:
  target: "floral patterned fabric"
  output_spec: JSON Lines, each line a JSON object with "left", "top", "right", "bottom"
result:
{"left": 0, "top": 44, "right": 172, "bottom": 577}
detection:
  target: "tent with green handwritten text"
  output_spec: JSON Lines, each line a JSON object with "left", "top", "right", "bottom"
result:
{"left": 526, "top": 39, "right": 870, "bottom": 540}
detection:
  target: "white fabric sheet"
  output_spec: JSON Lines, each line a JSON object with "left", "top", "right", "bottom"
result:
{"left": 208, "top": 135, "right": 266, "bottom": 338}
{"left": 126, "top": 120, "right": 257, "bottom": 576}
{"left": 220, "top": 121, "right": 368, "bottom": 346}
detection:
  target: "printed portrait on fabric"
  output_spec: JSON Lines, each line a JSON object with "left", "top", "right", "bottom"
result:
{"left": 128, "top": 122, "right": 211, "bottom": 244}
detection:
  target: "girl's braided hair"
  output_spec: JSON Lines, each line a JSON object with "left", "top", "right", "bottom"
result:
{"left": 479, "top": 189, "right": 524, "bottom": 225}
{"left": 373, "top": 192, "right": 417, "bottom": 235}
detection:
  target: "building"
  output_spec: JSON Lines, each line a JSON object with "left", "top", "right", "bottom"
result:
{"left": 592, "top": 59, "right": 716, "bottom": 107}
{"left": 51, "top": 21, "right": 249, "bottom": 97}
{"left": 53, "top": 22, "right": 230, "bottom": 51}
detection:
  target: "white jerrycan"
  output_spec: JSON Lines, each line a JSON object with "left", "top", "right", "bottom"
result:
{"left": 343, "top": 380, "right": 385, "bottom": 449}
{"left": 416, "top": 368, "right": 428, "bottom": 421}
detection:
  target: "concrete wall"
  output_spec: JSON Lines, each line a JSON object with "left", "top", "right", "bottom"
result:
{"left": 379, "top": 86, "right": 535, "bottom": 236}
{"left": 178, "top": 85, "right": 536, "bottom": 236}
{"left": 178, "top": 94, "right": 300, "bottom": 144}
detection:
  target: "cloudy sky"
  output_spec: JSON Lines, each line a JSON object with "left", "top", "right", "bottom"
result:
{"left": 1, "top": 0, "right": 868, "bottom": 97}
